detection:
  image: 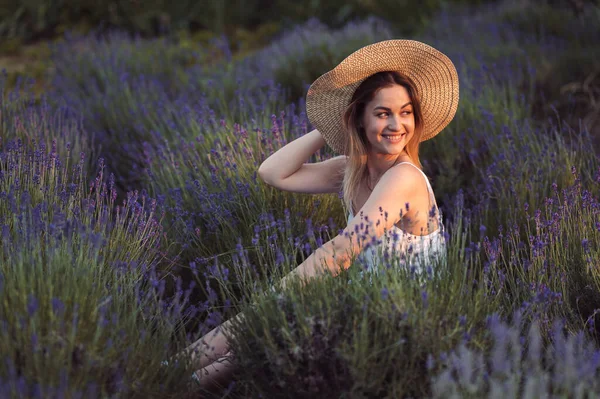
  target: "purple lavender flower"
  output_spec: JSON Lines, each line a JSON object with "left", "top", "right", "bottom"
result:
{"left": 27, "top": 295, "right": 39, "bottom": 316}
{"left": 51, "top": 297, "right": 66, "bottom": 316}
{"left": 582, "top": 239, "right": 590, "bottom": 253}
{"left": 381, "top": 288, "right": 389, "bottom": 300}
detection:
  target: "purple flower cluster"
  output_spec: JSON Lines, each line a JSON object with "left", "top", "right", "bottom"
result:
{"left": 431, "top": 311, "right": 600, "bottom": 398}
{"left": 0, "top": 136, "right": 199, "bottom": 396}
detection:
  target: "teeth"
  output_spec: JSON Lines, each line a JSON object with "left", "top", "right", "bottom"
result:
{"left": 383, "top": 134, "right": 405, "bottom": 142}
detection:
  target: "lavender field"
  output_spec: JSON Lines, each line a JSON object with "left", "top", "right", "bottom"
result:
{"left": 1, "top": 1, "right": 599, "bottom": 398}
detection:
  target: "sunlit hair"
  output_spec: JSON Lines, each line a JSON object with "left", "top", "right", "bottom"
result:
{"left": 340, "top": 71, "right": 425, "bottom": 215}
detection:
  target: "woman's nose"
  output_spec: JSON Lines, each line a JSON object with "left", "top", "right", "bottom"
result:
{"left": 387, "top": 116, "right": 401, "bottom": 131}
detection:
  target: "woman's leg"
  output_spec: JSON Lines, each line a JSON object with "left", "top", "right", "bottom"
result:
{"left": 194, "top": 350, "right": 237, "bottom": 392}
{"left": 182, "top": 312, "right": 245, "bottom": 369}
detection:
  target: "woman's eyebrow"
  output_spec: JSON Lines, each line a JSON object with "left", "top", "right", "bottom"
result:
{"left": 373, "top": 102, "right": 412, "bottom": 111}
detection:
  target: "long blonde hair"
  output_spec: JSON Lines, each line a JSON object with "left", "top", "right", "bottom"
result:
{"left": 341, "top": 71, "right": 425, "bottom": 215}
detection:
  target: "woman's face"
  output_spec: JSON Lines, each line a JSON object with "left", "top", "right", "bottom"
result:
{"left": 361, "top": 84, "right": 415, "bottom": 156}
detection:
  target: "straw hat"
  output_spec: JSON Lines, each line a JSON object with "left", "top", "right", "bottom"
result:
{"left": 306, "top": 39, "right": 459, "bottom": 155}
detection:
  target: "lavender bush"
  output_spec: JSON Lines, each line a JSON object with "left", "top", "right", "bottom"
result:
{"left": 48, "top": 30, "right": 287, "bottom": 191}
{"left": 143, "top": 107, "right": 338, "bottom": 255}
{"left": 251, "top": 17, "right": 393, "bottom": 102}
{"left": 0, "top": 138, "right": 201, "bottom": 397}
{"left": 481, "top": 166, "right": 600, "bottom": 337}
{"left": 0, "top": 72, "right": 93, "bottom": 167}
{"left": 416, "top": 0, "right": 600, "bottom": 211}
{"left": 431, "top": 311, "right": 600, "bottom": 398}
{"left": 140, "top": 16, "right": 397, "bottom": 259}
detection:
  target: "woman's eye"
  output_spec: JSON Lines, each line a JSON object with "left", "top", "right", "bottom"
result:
{"left": 377, "top": 111, "right": 411, "bottom": 117}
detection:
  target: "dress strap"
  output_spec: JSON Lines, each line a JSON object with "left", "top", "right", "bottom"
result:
{"left": 393, "top": 162, "right": 443, "bottom": 230}
{"left": 394, "top": 162, "right": 438, "bottom": 208}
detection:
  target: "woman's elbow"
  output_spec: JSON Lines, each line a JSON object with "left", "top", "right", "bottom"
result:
{"left": 257, "top": 164, "right": 275, "bottom": 186}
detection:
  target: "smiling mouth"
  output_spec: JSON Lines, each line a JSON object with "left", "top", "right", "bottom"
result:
{"left": 382, "top": 133, "right": 406, "bottom": 142}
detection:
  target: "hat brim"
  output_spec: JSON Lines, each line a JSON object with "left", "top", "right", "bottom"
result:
{"left": 306, "top": 39, "right": 459, "bottom": 155}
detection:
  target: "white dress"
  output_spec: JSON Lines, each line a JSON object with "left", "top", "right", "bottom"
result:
{"left": 347, "top": 162, "right": 447, "bottom": 283}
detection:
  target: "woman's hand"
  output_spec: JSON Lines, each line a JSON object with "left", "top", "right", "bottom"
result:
{"left": 258, "top": 129, "right": 334, "bottom": 192}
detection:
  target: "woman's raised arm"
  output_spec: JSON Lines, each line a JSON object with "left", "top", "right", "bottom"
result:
{"left": 258, "top": 129, "right": 325, "bottom": 181}
{"left": 258, "top": 129, "right": 346, "bottom": 194}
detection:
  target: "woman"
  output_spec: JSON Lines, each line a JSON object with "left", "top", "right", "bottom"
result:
{"left": 180, "top": 39, "right": 459, "bottom": 392}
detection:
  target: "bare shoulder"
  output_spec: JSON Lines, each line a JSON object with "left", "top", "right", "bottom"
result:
{"left": 380, "top": 163, "right": 424, "bottom": 194}
{"left": 339, "top": 162, "right": 424, "bottom": 247}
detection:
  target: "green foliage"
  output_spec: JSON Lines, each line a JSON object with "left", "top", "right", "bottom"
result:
{"left": 0, "top": 0, "right": 62, "bottom": 39}
{"left": 0, "top": 36, "right": 22, "bottom": 54}
{"left": 532, "top": 47, "right": 600, "bottom": 152}
{"left": 0, "top": 0, "right": 499, "bottom": 44}
{"left": 475, "top": 121, "right": 597, "bottom": 237}
{"left": 498, "top": 0, "right": 600, "bottom": 46}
